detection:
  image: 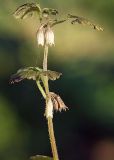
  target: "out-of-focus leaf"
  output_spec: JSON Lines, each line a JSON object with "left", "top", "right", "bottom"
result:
{"left": 68, "top": 14, "right": 104, "bottom": 31}
{"left": 13, "top": 3, "right": 41, "bottom": 19}
{"left": 10, "top": 67, "right": 62, "bottom": 84}
{"left": 30, "top": 155, "right": 53, "bottom": 160}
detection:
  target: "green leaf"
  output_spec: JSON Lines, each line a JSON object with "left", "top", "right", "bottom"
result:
{"left": 42, "top": 8, "right": 58, "bottom": 18}
{"left": 51, "top": 19, "right": 67, "bottom": 27}
{"left": 13, "top": 3, "right": 41, "bottom": 19}
{"left": 10, "top": 67, "right": 41, "bottom": 84}
{"left": 30, "top": 155, "right": 53, "bottom": 160}
{"left": 10, "top": 67, "right": 62, "bottom": 84}
{"left": 68, "top": 14, "right": 103, "bottom": 31}
{"left": 49, "top": 8, "right": 58, "bottom": 15}
{"left": 42, "top": 70, "right": 62, "bottom": 81}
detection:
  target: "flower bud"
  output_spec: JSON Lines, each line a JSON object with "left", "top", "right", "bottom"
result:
{"left": 45, "top": 98, "right": 53, "bottom": 118}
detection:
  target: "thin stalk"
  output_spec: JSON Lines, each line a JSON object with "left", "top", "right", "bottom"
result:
{"left": 43, "top": 44, "right": 59, "bottom": 160}
{"left": 43, "top": 45, "right": 48, "bottom": 71}
{"left": 36, "top": 80, "right": 46, "bottom": 99}
{"left": 48, "top": 117, "right": 59, "bottom": 160}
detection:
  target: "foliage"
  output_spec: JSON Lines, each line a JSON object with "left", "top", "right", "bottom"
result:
{"left": 10, "top": 67, "right": 62, "bottom": 83}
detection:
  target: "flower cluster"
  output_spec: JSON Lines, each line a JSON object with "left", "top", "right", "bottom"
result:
{"left": 45, "top": 92, "right": 68, "bottom": 118}
{"left": 37, "top": 24, "right": 55, "bottom": 47}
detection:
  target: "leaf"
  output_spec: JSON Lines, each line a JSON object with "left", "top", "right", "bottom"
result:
{"left": 42, "top": 8, "right": 58, "bottom": 17}
{"left": 13, "top": 3, "right": 41, "bottom": 19}
{"left": 30, "top": 155, "right": 53, "bottom": 160}
{"left": 42, "top": 70, "right": 62, "bottom": 81}
{"left": 10, "top": 67, "right": 62, "bottom": 84}
{"left": 51, "top": 19, "right": 67, "bottom": 27}
{"left": 10, "top": 67, "right": 41, "bottom": 84}
{"left": 68, "top": 14, "right": 103, "bottom": 31}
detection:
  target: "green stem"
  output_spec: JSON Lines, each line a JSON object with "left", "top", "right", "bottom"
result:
{"left": 43, "top": 44, "right": 59, "bottom": 160}
{"left": 36, "top": 80, "right": 46, "bottom": 99}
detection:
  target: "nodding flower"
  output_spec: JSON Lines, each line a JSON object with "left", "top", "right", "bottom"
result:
{"left": 37, "top": 25, "right": 45, "bottom": 46}
{"left": 45, "top": 26, "right": 55, "bottom": 46}
{"left": 50, "top": 92, "right": 68, "bottom": 112}
{"left": 37, "top": 24, "right": 54, "bottom": 47}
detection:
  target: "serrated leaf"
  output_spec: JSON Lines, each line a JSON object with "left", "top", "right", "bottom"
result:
{"left": 13, "top": 3, "right": 41, "bottom": 19}
{"left": 51, "top": 19, "right": 67, "bottom": 27}
{"left": 68, "top": 14, "right": 103, "bottom": 31}
{"left": 42, "top": 70, "right": 62, "bottom": 81}
{"left": 10, "top": 67, "right": 62, "bottom": 84}
{"left": 30, "top": 155, "right": 52, "bottom": 160}
{"left": 10, "top": 67, "right": 41, "bottom": 84}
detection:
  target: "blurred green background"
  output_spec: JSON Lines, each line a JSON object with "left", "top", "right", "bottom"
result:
{"left": 0, "top": 0, "right": 114, "bottom": 160}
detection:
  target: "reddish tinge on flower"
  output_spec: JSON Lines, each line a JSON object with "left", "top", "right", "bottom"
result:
{"left": 50, "top": 92, "right": 68, "bottom": 112}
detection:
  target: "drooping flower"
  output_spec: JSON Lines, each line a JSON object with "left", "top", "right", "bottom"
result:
{"left": 50, "top": 92, "right": 68, "bottom": 112}
{"left": 45, "top": 26, "right": 55, "bottom": 46}
{"left": 37, "top": 25, "right": 45, "bottom": 46}
{"left": 37, "top": 24, "right": 55, "bottom": 47}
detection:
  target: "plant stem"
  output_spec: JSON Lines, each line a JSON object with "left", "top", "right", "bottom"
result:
{"left": 43, "top": 44, "right": 59, "bottom": 160}
{"left": 48, "top": 117, "right": 59, "bottom": 160}
{"left": 36, "top": 80, "right": 46, "bottom": 99}
{"left": 43, "top": 45, "right": 48, "bottom": 71}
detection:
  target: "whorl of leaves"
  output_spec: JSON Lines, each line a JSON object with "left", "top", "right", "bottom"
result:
{"left": 13, "top": 3, "right": 103, "bottom": 31}
{"left": 68, "top": 14, "right": 103, "bottom": 31}
{"left": 13, "top": 3, "right": 59, "bottom": 20}
{"left": 10, "top": 67, "right": 62, "bottom": 84}
{"left": 30, "top": 155, "right": 52, "bottom": 160}
{"left": 13, "top": 3, "right": 41, "bottom": 19}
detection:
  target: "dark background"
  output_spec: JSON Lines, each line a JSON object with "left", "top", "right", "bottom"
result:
{"left": 0, "top": 0, "right": 114, "bottom": 160}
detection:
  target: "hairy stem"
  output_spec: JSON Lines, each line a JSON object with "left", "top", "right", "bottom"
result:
{"left": 43, "top": 45, "right": 48, "bottom": 71}
{"left": 43, "top": 44, "right": 59, "bottom": 160}
{"left": 48, "top": 117, "right": 59, "bottom": 160}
